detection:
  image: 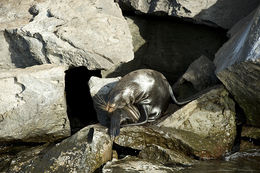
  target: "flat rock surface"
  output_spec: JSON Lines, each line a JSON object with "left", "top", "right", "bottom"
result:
{"left": 0, "top": 64, "right": 70, "bottom": 142}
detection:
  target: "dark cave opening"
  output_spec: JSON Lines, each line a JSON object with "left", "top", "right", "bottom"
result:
{"left": 65, "top": 66, "right": 101, "bottom": 134}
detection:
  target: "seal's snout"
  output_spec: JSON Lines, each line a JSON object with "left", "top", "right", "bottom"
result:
{"left": 106, "top": 103, "right": 116, "bottom": 113}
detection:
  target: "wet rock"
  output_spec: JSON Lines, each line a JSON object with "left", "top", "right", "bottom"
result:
{"left": 214, "top": 6, "right": 260, "bottom": 127}
{"left": 114, "top": 125, "right": 198, "bottom": 165}
{"left": 0, "top": 143, "right": 42, "bottom": 172}
{"left": 114, "top": 126, "right": 188, "bottom": 151}
{"left": 240, "top": 141, "right": 260, "bottom": 152}
{"left": 1, "top": 0, "right": 133, "bottom": 70}
{"left": 7, "top": 125, "right": 112, "bottom": 173}
{"left": 0, "top": 64, "right": 70, "bottom": 142}
{"left": 157, "top": 86, "right": 236, "bottom": 159}
{"left": 103, "top": 156, "right": 182, "bottom": 172}
{"left": 241, "top": 126, "right": 260, "bottom": 141}
{"left": 116, "top": 0, "right": 260, "bottom": 29}
{"left": 139, "top": 145, "right": 196, "bottom": 166}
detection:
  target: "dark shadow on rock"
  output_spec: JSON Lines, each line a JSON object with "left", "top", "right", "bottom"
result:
{"left": 4, "top": 29, "right": 41, "bottom": 68}
{"left": 65, "top": 66, "right": 101, "bottom": 134}
{"left": 194, "top": 0, "right": 260, "bottom": 29}
{"left": 106, "top": 15, "right": 227, "bottom": 85}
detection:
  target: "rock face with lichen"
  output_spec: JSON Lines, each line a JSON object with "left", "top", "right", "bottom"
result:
{"left": 0, "top": 64, "right": 70, "bottom": 143}
{"left": 214, "top": 6, "right": 260, "bottom": 127}
{"left": 157, "top": 86, "right": 236, "bottom": 159}
{"left": 0, "top": 0, "right": 133, "bottom": 70}
{"left": 7, "top": 125, "right": 112, "bottom": 173}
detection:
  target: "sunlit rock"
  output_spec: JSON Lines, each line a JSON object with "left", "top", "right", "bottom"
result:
{"left": 0, "top": 0, "right": 133, "bottom": 70}
{"left": 214, "top": 6, "right": 260, "bottom": 127}
{"left": 0, "top": 64, "right": 70, "bottom": 142}
{"left": 8, "top": 125, "right": 112, "bottom": 173}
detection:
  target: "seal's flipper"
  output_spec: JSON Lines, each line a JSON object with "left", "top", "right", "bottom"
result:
{"left": 121, "top": 104, "right": 149, "bottom": 126}
{"left": 109, "top": 112, "right": 121, "bottom": 139}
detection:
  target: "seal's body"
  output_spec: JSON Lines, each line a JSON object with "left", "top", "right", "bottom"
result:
{"left": 105, "top": 69, "right": 190, "bottom": 138}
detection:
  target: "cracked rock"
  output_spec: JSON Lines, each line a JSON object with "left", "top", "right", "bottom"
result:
{"left": 7, "top": 125, "right": 112, "bottom": 173}
{"left": 0, "top": 0, "right": 133, "bottom": 70}
{"left": 0, "top": 64, "right": 70, "bottom": 142}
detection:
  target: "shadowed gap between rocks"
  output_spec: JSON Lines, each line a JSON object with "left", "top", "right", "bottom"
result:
{"left": 232, "top": 100, "right": 260, "bottom": 151}
{"left": 105, "top": 14, "right": 228, "bottom": 85}
{"left": 113, "top": 143, "right": 140, "bottom": 159}
{"left": 65, "top": 66, "right": 101, "bottom": 134}
{"left": 4, "top": 30, "right": 41, "bottom": 68}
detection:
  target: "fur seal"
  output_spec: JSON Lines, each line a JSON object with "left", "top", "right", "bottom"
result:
{"left": 96, "top": 69, "right": 191, "bottom": 138}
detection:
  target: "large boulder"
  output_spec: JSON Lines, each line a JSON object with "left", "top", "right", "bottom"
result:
{"left": 0, "top": 64, "right": 70, "bottom": 142}
{"left": 117, "top": 0, "right": 260, "bottom": 29}
{"left": 157, "top": 86, "right": 236, "bottom": 159}
{"left": 7, "top": 125, "right": 113, "bottom": 173}
{"left": 214, "top": 6, "right": 260, "bottom": 127}
{"left": 0, "top": 0, "right": 133, "bottom": 70}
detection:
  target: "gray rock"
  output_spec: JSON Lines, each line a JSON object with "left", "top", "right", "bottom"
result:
{"left": 0, "top": 64, "right": 70, "bottom": 142}
{"left": 117, "top": 0, "right": 260, "bottom": 29}
{"left": 214, "top": 6, "right": 260, "bottom": 127}
{"left": 157, "top": 86, "right": 236, "bottom": 159}
{"left": 173, "top": 55, "right": 219, "bottom": 91}
{"left": 114, "top": 86, "right": 236, "bottom": 159}
{"left": 103, "top": 156, "right": 182, "bottom": 173}
{"left": 0, "top": 0, "right": 36, "bottom": 30}
{"left": 7, "top": 125, "right": 113, "bottom": 173}
{"left": 1, "top": 0, "right": 133, "bottom": 70}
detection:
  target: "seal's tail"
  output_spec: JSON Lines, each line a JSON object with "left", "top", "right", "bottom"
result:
{"left": 168, "top": 85, "right": 191, "bottom": 105}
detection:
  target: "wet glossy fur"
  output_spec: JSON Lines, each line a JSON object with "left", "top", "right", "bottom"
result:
{"left": 106, "top": 69, "right": 190, "bottom": 138}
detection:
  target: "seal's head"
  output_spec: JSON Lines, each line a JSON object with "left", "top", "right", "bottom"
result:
{"left": 106, "top": 88, "right": 132, "bottom": 113}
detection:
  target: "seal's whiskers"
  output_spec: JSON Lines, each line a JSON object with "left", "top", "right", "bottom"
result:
{"left": 94, "top": 95, "right": 107, "bottom": 111}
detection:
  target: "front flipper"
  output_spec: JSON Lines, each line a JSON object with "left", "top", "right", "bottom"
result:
{"left": 121, "top": 104, "right": 149, "bottom": 127}
{"left": 109, "top": 111, "right": 121, "bottom": 139}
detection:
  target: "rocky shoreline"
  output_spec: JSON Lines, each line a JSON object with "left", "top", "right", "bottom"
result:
{"left": 0, "top": 0, "right": 260, "bottom": 172}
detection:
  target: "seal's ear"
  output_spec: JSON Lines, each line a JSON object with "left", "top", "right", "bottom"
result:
{"left": 109, "top": 111, "right": 121, "bottom": 139}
